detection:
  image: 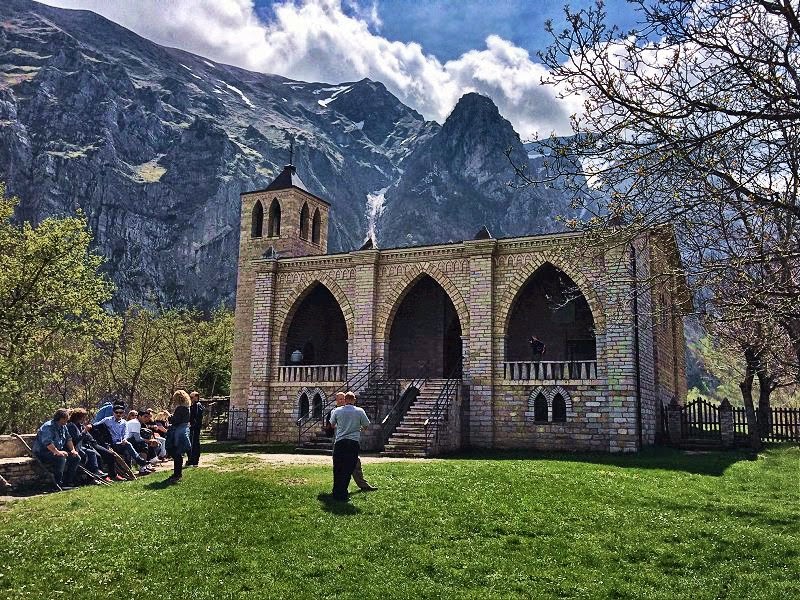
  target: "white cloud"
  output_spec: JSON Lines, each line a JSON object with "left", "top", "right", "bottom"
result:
{"left": 39, "top": 0, "right": 580, "bottom": 137}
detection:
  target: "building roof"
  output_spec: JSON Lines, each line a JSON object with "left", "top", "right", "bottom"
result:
{"left": 242, "top": 164, "right": 330, "bottom": 205}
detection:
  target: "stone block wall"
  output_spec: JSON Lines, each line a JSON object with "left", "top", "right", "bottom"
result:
{"left": 232, "top": 221, "right": 688, "bottom": 453}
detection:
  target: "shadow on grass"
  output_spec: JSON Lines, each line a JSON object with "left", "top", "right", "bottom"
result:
{"left": 439, "top": 446, "right": 758, "bottom": 476}
{"left": 199, "top": 439, "right": 296, "bottom": 455}
{"left": 317, "top": 492, "right": 360, "bottom": 515}
{"left": 142, "top": 477, "right": 178, "bottom": 490}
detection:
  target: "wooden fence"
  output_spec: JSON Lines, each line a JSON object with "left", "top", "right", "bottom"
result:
{"left": 731, "top": 406, "right": 800, "bottom": 443}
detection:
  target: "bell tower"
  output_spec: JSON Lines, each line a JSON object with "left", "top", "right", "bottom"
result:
{"left": 239, "top": 163, "right": 330, "bottom": 260}
{"left": 231, "top": 163, "right": 331, "bottom": 414}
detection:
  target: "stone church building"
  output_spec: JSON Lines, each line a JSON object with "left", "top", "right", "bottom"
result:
{"left": 230, "top": 164, "right": 687, "bottom": 454}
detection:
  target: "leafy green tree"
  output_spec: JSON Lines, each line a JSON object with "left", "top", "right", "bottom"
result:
{"left": 0, "top": 185, "right": 114, "bottom": 432}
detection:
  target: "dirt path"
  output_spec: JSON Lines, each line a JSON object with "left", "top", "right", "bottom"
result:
{"left": 200, "top": 452, "right": 431, "bottom": 471}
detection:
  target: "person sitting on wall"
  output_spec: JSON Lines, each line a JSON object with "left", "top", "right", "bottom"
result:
{"left": 66, "top": 408, "right": 107, "bottom": 481}
{"left": 99, "top": 403, "right": 151, "bottom": 477}
{"left": 529, "top": 335, "right": 546, "bottom": 362}
{"left": 126, "top": 409, "right": 160, "bottom": 467}
{"left": 31, "top": 408, "right": 81, "bottom": 489}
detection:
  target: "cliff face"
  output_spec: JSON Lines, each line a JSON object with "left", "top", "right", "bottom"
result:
{"left": 0, "top": 0, "right": 575, "bottom": 308}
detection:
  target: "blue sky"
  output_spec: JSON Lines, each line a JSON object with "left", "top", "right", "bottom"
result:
{"left": 42, "top": 0, "right": 642, "bottom": 136}
{"left": 254, "top": 0, "right": 640, "bottom": 61}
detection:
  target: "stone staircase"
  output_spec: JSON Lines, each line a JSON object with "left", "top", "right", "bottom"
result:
{"left": 295, "top": 376, "right": 399, "bottom": 455}
{"left": 381, "top": 379, "right": 452, "bottom": 458}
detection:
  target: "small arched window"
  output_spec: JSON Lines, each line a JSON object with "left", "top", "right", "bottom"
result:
{"left": 300, "top": 202, "right": 310, "bottom": 240}
{"left": 251, "top": 201, "right": 264, "bottom": 238}
{"left": 268, "top": 198, "right": 281, "bottom": 237}
{"left": 534, "top": 393, "right": 548, "bottom": 423}
{"left": 311, "top": 208, "right": 321, "bottom": 244}
{"left": 312, "top": 393, "right": 323, "bottom": 419}
{"left": 298, "top": 393, "right": 309, "bottom": 418}
{"left": 552, "top": 394, "right": 567, "bottom": 422}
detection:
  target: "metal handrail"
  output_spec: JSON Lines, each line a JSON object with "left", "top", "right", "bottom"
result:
{"left": 295, "top": 358, "right": 383, "bottom": 444}
{"left": 380, "top": 367, "right": 428, "bottom": 447}
{"left": 423, "top": 368, "right": 461, "bottom": 454}
{"left": 362, "top": 365, "right": 401, "bottom": 422}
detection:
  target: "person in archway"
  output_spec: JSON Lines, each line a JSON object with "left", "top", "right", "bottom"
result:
{"left": 529, "top": 335, "right": 546, "bottom": 362}
{"left": 328, "top": 391, "right": 370, "bottom": 501}
{"left": 327, "top": 392, "right": 377, "bottom": 492}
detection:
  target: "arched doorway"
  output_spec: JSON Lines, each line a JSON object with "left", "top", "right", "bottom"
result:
{"left": 388, "top": 275, "right": 462, "bottom": 378}
{"left": 284, "top": 284, "right": 348, "bottom": 365}
{"left": 505, "top": 263, "right": 596, "bottom": 362}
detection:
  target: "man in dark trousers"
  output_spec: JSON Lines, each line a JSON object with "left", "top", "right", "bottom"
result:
{"left": 187, "top": 391, "right": 205, "bottom": 466}
{"left": 328, "top": 391, "right": 370, "bottom": 502}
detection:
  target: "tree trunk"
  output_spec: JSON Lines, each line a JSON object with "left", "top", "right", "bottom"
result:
{"left": 756, "top": 371, "right": 773, "bottom": 438}
{"left": 739, "top": 351, "right": 762, "bottom": 450}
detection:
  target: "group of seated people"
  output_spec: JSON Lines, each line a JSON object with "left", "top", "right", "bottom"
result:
{"left": 31, "top": 401, "right": 177, "bottom": 489}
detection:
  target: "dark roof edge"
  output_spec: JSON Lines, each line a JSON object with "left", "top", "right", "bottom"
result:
{"left": 241, "top": 185, "right": 331, "bottom": 206}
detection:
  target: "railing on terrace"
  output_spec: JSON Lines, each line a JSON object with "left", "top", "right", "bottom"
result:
{"left": 503, "top": 360, "right": 598, "bottom": 381}
{"left": 278, "top": 364, "right": 347, "bottom": 383}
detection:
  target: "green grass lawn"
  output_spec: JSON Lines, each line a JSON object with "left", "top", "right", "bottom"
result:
{"left": 1, "top": 446, "right": 798, "bottom": 599}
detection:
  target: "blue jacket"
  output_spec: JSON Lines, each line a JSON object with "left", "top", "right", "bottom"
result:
{"left": 32, "top": 419, "right": 70, "bottom": 454}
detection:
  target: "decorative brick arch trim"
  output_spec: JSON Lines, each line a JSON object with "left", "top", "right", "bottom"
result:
{"left": 525, "top": 385, "right": 573, "bottom": 421}
{"left": 296, "top": 387, "right": 327, "bottom": 419}
{"left": 496, "top": 252, "right": 605, "bottom": 335}
{"left": 275, "top": 276, "right": 354, "bottom": 358}
{"left": 375, "top": 265, "right": 470, "bottom": 341}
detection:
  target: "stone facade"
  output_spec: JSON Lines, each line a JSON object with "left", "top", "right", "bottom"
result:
{"left": 231, "top": 170, "right": 688, "bottom": 453}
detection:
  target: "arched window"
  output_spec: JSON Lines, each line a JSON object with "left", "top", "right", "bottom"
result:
{"left": 298, "top": 393, "right": 309, "bottom": 418}
{"left": 300, "top": 202, "right": 310, "bottom": 240}
{"left": 552, "top": 394, "right": 567, "bottom": 422}
{"left": 251, "top": 201, "right": 264, "bottom": 238}
{"left": 534, "top": 393, "right": 548, "bottom": 423}
{"left": 268, "top": 198, "right": 281, "bottom": 237}
{"left": 311, "top": 208, "right": 321, "bottom": 244}
{"left": 312, "top": 393, "right": 323, "bottom": 418}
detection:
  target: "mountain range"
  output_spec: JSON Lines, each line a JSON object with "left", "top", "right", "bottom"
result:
{"left": 0, "top": 0, "right": 576, "bottom": 308}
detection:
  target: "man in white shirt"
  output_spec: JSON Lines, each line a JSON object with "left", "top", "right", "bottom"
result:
{"left": 329, "top": 391, "right": 370, "bottom": 501}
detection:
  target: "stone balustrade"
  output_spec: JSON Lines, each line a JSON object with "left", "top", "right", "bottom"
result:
{"left": 502, "top": 360, "right": 598, "bottom": 381}
{"left": 277, "top": 364, "right": 347, "bottom": 383}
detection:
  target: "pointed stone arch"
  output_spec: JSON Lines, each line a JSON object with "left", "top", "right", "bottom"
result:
{"left": 251, "top": 200, "right": 264, "bottom": 238}
{"left": 525, "top": 385, "right": 574, "bottom": 422}
{"left": 496, "top": 252, "right": 605, "bottom": 336}
{"left": 375, "top": 264, "right": 470, "bottom": 342}
{"left": 267, "top": 198, "right": 281, "bottom": 237}
{"left": 275, "top": 276, "right": 354, "bottom": 360}
{"left": 299, "top": 201, "right": 310, "bottom": 240}
{"left": 311, "top": 208, "right": 321, "bottom": 244}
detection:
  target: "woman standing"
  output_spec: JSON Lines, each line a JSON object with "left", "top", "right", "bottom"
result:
{"left": 166, "top": 390, "right": 192, "bottom": 483}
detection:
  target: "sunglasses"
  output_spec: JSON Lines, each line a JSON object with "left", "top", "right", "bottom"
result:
{"left": 113, "top": 410, "right": 124, "bottom": 414}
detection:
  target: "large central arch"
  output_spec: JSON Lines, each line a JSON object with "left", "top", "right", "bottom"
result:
{"left": 387, "top": 274, "right": 463, "bottom": 378}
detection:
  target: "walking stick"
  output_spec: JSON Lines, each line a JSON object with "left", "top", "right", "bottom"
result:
{"left": 108, "top": 446, "right": 137, "bottom": 481}
{"left": 10, "top": 432, "right": 62, "bottom": 491}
